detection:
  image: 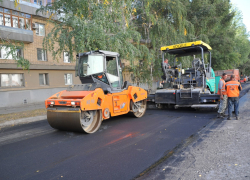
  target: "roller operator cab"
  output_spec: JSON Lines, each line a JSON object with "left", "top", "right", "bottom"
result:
{"left": 45, "top": 50, "right": 147, "bottom": 133}
{"left": 149, "top": 41, "right": 220, "bottom": 109}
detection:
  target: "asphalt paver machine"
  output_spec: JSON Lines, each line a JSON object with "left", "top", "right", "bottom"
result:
{"left": 45, "top": 50, "right": 147, "bottom": 133}
{"left": 148, "top": 41, "right": 220, "bottom": 109}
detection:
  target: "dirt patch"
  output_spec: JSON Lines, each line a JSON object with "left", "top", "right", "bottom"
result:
{"left": 0, "top": 109, "right": 46, "bottom": 124}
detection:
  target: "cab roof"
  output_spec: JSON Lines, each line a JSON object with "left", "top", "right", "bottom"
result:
{"left": 161, "top": 41, "right": 212, "bottom": 57}
{"left": 78, "top": 50, "right": 119, "bottom": 57}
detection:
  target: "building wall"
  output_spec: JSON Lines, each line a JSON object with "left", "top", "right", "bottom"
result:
{"left": 0, "top": 69, "right": 81, "bottom": 107}
{"left": 0, "top": 1, "right": 80, "bottom": 107}
{"left": 0, "top": 87, "right": 69, "bottom": 107}
{"left": 0, "top": 16, "right": 74, "bottom": 66}
{"left": 0, "top": 69, "right": 81, "bottom": 91}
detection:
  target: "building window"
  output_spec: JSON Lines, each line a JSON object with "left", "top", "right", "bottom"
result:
{"left": 0, "top": 13, "right": 3, "bottom": 25}
{"left": 0, "top": 74, "right": 24, "bottom": 87}
{"left": 35, "top": 23, "right": 45, "bottom": 36}
{"left": 4, "top": 14, "right": 11, "bottom": 27}
{"left": 34, "top": 0, "right": 43, "bottom": 5}
{"left": 39, "top": 73, "right": 49, "bottom": 85}
{"left": 47, "top": 0, "right": 52, "bottom": 6}
{"left": 0, "top": 46, "right": 23, "bottom": 60}
{"left": 64, "top": 74, "right": 73, "bottom": 85}
{"left": 21, "top": 0, "right": 52, "bottom": 6}
{"left": 16, "top": 49, "right": 23, "bottom": 59}
{"left": 0, "top": 7, "right": 32, "bottom": 30}
{"left": 37, "top": 48, "right": 47, "bottom": 61}
{"left": 63, "top": 52, "right": 70, "bottom": 63}
{"left": 12, "top": 16, "right": 18, "bottom": 28}
{"left": 26, "top": 19, "right": 31, "bottom": 29}
{"left": 19, "top": 18, "right": 25, "bottom": 29}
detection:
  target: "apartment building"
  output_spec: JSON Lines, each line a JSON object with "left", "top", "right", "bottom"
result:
{"left": 0, "top": 0, "right": 81, "bottom": 107}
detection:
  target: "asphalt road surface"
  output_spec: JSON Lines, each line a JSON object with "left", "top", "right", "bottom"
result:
{"left": 0, "top": 109, "right": 216, "bottom": 180}
{"left": 1, "top": 83, "right": 249, "bottom": 180}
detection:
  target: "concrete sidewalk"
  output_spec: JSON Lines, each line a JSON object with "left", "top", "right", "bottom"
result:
{"left": 0, "top": 102, "right": 45, "bottom": 115}
{"left": 139, "top": 91, "right": 250, "bottom": 180}
{"left": 0, "top": 102, "right": 46, "bottom": 128}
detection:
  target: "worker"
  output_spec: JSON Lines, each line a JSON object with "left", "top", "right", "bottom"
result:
{"left": 244, "top": 77, "right": 246, "bottom": 83}
{"left": 161, "top": 59, "right": 171, "bottom": 80}
{"left": 225, "top": 74, "right": 242, "bottom": 120}
{"left": 163, "top": 59, "right": 171, "bottom": 69}
{"left": 159, "top": 81, "right": 164, "bottom": 88}
{"left": 97, "top": 73, "right": 109, "bottom": 84}
{"left": 217, "top": 73, "right": 228, "bottom": 118}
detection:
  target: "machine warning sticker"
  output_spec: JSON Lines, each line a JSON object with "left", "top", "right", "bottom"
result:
{"left": 120, "top": 103, "right": 126, "bottom": 109}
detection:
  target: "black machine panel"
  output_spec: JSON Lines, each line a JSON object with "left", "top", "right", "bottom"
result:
{"left": 176, "top": 89, "right": 200, "bottom": 105}
{"left": 155, "top": 90, "right": 176, "bottom": 104}
{"left": 66, "top": 83, "right": 102, "bottom": 91}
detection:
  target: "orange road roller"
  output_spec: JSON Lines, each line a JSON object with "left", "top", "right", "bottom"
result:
{"left": 45, "top": 50, "right": 147, "bottom": 133}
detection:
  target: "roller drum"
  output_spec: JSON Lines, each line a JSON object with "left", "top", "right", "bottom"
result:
{"left": 47, "top": 108, "right": 102, "bottom": 133}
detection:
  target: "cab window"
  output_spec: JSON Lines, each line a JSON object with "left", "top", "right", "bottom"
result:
{"left": 79, "top": 55, "right": 104, "bottom": 76}
{"left": 106, "top": 56, "right": 120, "bottom": 88}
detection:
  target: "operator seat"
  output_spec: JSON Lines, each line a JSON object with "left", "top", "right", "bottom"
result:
{"left": 192, "top": 58, "right": 202, "bottom": 69}
{"left": 122, "top": 81, "right": 131, "bottom": 89}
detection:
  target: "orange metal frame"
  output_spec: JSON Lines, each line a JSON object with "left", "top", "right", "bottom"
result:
{"left": 45, "top": 86, "right": 147, "bottom": 120}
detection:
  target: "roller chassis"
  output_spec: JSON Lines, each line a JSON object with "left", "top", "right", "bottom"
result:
{"left": 46, "top": 83, "right": 147, "bottom": 133}
{"left": 45, "top": 50, "right": 148, "bottom": 133}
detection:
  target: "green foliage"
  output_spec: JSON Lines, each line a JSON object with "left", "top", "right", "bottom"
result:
{"left": 37, "top": 0, "right": 250, "bottom": 84}
{"left": 0, "top": 40, "right": 30, "bottom": 70}
{"left": 133, "top": 0, "right": 195, "bottom": 80}
{"left": 184, "top": 0, "right": 250, "bottom": 72}
{"left": 0, "top": 0, "right": 30, "bottom": 70}
{"left": 16, "top": 57, "right": 31, "bottom": 70}
{"left": 38, "top": 0, "right": 146, "bottom": 80}
{"left": 231, "top": 7, "right": 250, "bottom": 75}
{"left": 37, "top": 0, "right": 195, "bottom": 84}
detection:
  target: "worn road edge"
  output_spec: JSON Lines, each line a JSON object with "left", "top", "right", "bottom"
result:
{"left": 0, "top": 115, "right": 47, "bottom": 128}
{"left": 134, "top": 116, "right": 219, "bottom": 180}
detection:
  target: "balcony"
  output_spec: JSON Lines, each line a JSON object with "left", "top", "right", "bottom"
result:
{"left": 0, "top": 25, "right": 33, "bottom": 43}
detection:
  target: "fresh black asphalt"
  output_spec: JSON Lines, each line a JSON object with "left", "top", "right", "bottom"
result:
{"left": 0, "top": 108, "right": 216, "bottom": 180}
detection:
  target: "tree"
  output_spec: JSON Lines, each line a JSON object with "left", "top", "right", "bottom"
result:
{"left": 38, "top": 0, "right": 154, "bottom": 83}
{"left": 38, "top": 0, "right": 197, "bottom": 85}
{"left": 232, "top": 7, "right": 250, "bottom": 74}
{"left": 183, "top": 0, "right": 236, "bottom": 70}
{"left": 37, "top": 0, "right": 250, "bottom": 84}
{"left": 133, "top": 0, "right": 194, "bottom": 80}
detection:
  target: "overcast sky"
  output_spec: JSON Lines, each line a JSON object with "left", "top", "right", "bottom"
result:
{"left": 230, "top": 0, "right": 250, "bottom": 39}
